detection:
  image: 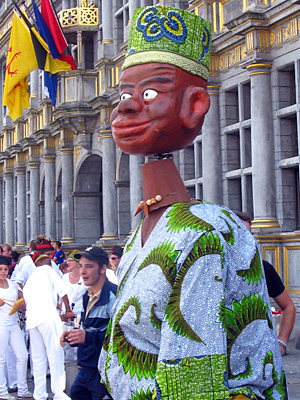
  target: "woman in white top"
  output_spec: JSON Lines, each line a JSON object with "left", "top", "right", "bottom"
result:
{"left": 0, "top": 256, "right": 32, "bottom": 400}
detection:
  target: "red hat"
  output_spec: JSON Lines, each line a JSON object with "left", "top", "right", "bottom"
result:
{"left": 36, "top": 239, "right": 53, "bottom": 252}
{"left": 32, "top": 252, "right": 50, "bottom": 265}
{"left": 111, "top": 245, "right": 123, "bottom": 258}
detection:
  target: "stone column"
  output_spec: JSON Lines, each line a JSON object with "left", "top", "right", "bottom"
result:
{"left": 246, "top": 63, "right": 279, "bottom": 230}
{"left": 130, "top": 155, "right": 144, "bottom": 231}
{"left": 0, "top": 179, "right": 3, "bottom": 244}
{"left": 202, "top": 85, "right": 222, "bottom": 204}
{"left": 16, "top": 168, "right": 26, "bottom": 247}
{"left": 30, "top": 69, "right": 39, "bottom": 108}
{"left": 4, "top": 172, "right": 14, "bottom": 244}
{"left": 129, "top": 0, "right": 136, "bottom": 20}
{"left": 100, "top": 0, "right": 114, "bottom": 59}
{"left": 100, "top": 131, "right": 118, "bottom": 242}
{"left": 102, "top": 1, "right": 113, "bottom": 41}
{"left": 61, "top": 148, "right": 75, "bottom": 243}
{"left": 77, "top": 31, "right": 83, "bottom": 68}
{"left": 29, "top": 162, "right": 40, "bottom": 239}
{"left": 62, "top": 0, "right": 70, "bottom": 9}
{"left": 43, "top": 156, "right": 56, "bottom": 239}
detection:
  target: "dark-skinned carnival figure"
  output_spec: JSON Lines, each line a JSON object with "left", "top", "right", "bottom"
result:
{"left": 99, "top": 6, "right": 288, "bottom": 400}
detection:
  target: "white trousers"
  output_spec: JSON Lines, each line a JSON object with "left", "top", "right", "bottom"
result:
{"left": 5, "top": 345, "right": 17, "bottom": 389}
{"left": 0, "top": 324, "right": 29, "bottom": 396}
{"left": 29, "top": 320, "right": 68, "bottom": 400}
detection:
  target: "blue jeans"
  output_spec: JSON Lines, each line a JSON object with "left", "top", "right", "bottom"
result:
{"left": 70, "top": 367, "right": 111, "bottom": 400}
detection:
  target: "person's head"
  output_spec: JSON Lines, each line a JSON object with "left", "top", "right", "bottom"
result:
{"left": 59, "top": 261, "right": 69, "bottom": 274}
{"left": 67, "top": 250, "right": 81, "bottom": 272}
{"left": 109, "top": 245, "right": 123, "bottom": 269}
{"left": 0, "top": 256, "right": 11, "bottom": 279}
{"left": 29, "top": 240, "right": 37, "bottom": 253}
{"left": 75, "top": 246, "right": 108, "bottom": 290}
{"left": 111, "top": 6, "right": 211, "bottom": 156}
{"left": 11, "top": 250, "right": 20, "bottom": 264}
{"left": 1, "top": 244, "right": 12, "bottom": 257}
{"left": 36, "top": 235, "right": 54, "bottom": 256}
{"left": 32, "top": 252, "right": 51, "bottom": 267}
{"left": 52, "top": 240, "right": 61, "bottom": 251}
{"left": 235, "top": 211, "right": 251, "bottom": 231}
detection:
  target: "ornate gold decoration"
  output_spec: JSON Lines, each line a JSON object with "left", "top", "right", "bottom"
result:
{"left": 251, "top": 218, "right": 280, "bottom": 228}
{"left": 28, "top": 162, "right": 40, "bottom": 169}
{"left": 55, "top": 135, "right": 60, "bottom": 148}
{"left": 74, "top": 146, "right": 82, "bottom": 165}
{"left": 210, "top": 55, "right": 219, "bottom": 74}
{"left": 6, "top": 158, "right": 15, "bottom": 170}
{"left": 258, "top": 30, "right": 269, "bottom": 50}
{"left": 284, "top": 246, "right": 300, "bottom": 294}
{"left": 61, "top": 237, "right": 76, "bottom": 244}
{"left": 31, "top": 145, "right": 41, "bottom": 158}
{"left": 59, "top": 7, "right": 98, "bottom": 27}
{"left": 270, "top": 17, "right": 299, "bottom": 47}
{"left": 219, "top": 0, "right": 230, "bottom": 31}
{"left": 17, "top": 152, "right": 28, "bottom": 165}
{"left": 262, "top": 246, "right": 280, "bottom": 274}
{"left": 99, "top": 69, "right": 103, "bottom": 92}
{"left": 48, "top": 137, "right": 56, "bottom": 150}
{"left": 247, "top": 32, "right": 254, "bottom": 51}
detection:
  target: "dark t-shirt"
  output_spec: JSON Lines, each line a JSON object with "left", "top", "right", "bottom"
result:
{"left": 263, "top": 260, "right": 285, "bottom": 298}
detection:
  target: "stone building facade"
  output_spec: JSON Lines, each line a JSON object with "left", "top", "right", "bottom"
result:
{"left": 0, "top": 0, "right": 300, "bottom": 326}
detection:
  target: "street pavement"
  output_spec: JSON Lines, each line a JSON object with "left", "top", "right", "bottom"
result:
{"left": 283, "top": 339, "right": 300, "bottom": 400}
{"left": 9, "top": 340, "right": 300, "bottom": 399}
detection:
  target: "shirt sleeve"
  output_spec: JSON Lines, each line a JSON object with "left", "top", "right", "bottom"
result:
{"left": 263, "top": 260, "right": 285, "bottom": 298}
{"left": 48, "top": 266, "right": 68, "bottom": 298}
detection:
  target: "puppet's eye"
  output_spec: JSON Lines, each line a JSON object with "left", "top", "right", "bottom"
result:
{"left": 120, "top": 93, "right": 132, "bottom": 101}
{"left": 143, "top": 89, "right": 158, "bottom": 100}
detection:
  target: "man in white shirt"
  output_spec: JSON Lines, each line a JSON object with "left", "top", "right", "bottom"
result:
{"left": 23, "top": 253, "right": 72, "bottom": 400}
{"left": 14, "top": 239, "right": 62, "bottom": 289}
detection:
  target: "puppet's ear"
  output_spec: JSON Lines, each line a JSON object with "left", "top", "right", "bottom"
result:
{"left": 180, "top": 87, "right": 210, "bottom": 130}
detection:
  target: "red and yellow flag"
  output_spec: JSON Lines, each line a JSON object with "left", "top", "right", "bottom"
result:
{"left": 3, "top": 12, "right": 38, "bottom": 120}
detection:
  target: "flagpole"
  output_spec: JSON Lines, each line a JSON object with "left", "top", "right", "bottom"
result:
{"left": 11, "top": 0, "right": 33, "bottom": 28}
{"left": 21, "top": 0, "right": 36, "bottom": 26}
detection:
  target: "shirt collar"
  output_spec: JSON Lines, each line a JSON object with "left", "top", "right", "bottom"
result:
{"left": 87, "top": 286, "right": 101, "bottom": 300}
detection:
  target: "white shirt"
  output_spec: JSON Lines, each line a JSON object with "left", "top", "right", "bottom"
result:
{"left": 23, "top": 265, "right": 68, "bottom": 329}
{"left": 51, "top": 259, "right": 63, "bottom": 278}
{"left": 14, "top": 255, "right": 36, "bottom": 286}
{"left": 61, "top": 274, "right": 86, "bottom": 316}
{"left": 0, "top": 279, "right": 19, "bottom": 326}
{"left": 106, "top": 268, "right": 118, "bottom": 285}
{"left": 14, "top": 257, "right": 62, "bottom": 287}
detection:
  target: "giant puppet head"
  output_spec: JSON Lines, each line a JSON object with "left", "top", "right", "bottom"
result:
{"left": 111, "top": 6, "right": 211, "bottom": 156}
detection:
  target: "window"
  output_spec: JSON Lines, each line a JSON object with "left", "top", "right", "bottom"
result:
{"left": 225, "top": 87, "right": 239, "bottom": 126}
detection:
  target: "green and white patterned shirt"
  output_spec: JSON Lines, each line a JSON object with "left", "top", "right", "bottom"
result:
{"left": 99, "top": 201, "right": 287, "bottom": 400}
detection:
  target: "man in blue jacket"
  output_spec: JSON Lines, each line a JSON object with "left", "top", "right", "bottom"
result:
{"left": 60, "top": 246, "right": 116, "bottom": 400}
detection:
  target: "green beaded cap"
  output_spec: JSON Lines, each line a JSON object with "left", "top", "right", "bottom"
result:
{"left": 123, "top": 6, "right": 211, "bottom": 80}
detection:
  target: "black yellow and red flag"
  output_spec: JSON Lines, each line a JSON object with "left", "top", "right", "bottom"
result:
{"left": 3, "top": 5, "right": 76, "bottom": 120}
{"left": 3, "top": 12, "right": 38, "bottom": 120}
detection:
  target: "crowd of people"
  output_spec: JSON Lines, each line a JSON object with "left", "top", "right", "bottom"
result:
{"left": 0, "top": 237, "right": 123, "bottom": 400}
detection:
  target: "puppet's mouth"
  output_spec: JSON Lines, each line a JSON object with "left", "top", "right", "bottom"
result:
{"left": 112, "top": 120, "right": 151, "bottom": 136}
